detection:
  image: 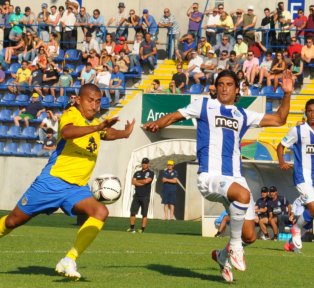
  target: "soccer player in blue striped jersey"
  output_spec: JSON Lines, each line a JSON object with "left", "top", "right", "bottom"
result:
{"left": 144, "top": 70, "right": 294, "bottom": 282}
{"left": 277, "top": 99, "right": 314, "bottom": 251}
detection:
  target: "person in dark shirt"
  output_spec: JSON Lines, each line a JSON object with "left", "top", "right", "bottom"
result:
{"left": 29, "top": 63, "right": 44, "bottom": 97}
{"left": 127, "top": 157, "right": 154, "bottom": 233}
{"left": 43, "top": 62, "right": 60, "bottom": 99}
{"left": 37, "top": 128, "right": 57, "bottom": 156}
{"left": 261, "top": 8, "right": 277, "bottom": 49}
{"left": 267, "top": 185, "right": 292, "bottom": 241}
{"left": 13, "top": 92, "right": 45, "bottom": 127}
{"left": 255, "top": 187, "right": 270, "bottom": 240}
{"left": 172, "top": 64, "right": 187, "bottom": 92}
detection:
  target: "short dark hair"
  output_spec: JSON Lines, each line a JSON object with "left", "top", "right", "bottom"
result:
{"left": 153, "top": 79, "right": 160, "bottom": 85}
{"left": 215, "top": 70, "right": 240, "bottom": 89}
{"left": 21, "top": 60, "right": 28, "bottom": 64}
{"left": 305, "top": 99, "right": 314, "bottom": 111}
{"left": 51, "top": 5, "right": 57, "bottom": 9}
{"left": 230, "top": 51, "right": 236, "bottom": 56}
{"left": 46, "top": 128, "right": 54, "bottom": 134}
{"left": 78, "top": 83, "right": 101, "bottom": 97}
{"left": 264, "top": 8, "right": 270, "bottom": 12}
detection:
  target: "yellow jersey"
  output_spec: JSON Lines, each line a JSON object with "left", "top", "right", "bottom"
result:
{"left": 48, "top": 106, "right": 101, "bottom": 186}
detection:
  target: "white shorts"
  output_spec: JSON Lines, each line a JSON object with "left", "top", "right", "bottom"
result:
{"left": 296, "top": 182, "right": 314, "bottom": 205}
{"left": 197, "top": 172, "right": 255, "bottom": 220}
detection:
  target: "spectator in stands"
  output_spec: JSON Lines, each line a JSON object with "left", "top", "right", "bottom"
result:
{"left": 186, "top": 3, "right": 203, "bottom": 40}
{"left": 37, "top": 128, "right": 57, "bottom": 156}
{"left": 140, "top": 9, "right": 158, "bottom": 40}
{"left": 99, "top": 49, "right": 114, "bottom": 71}
{"left": 88, "top": 9, "right": 106, "bottom": 44}
{"left": 216, "top": 11, "right": 234, "bottom": 46}
{"left": 261, "top": 8, "right": 276, "bottom": 49}
{"left": 37, "top": 3, "right": 50, "bottom": 43}
{"left": 201, "top": 50, "right": 217, "bottom": 83}
{"left": 5, "top": 33, "right": 25, "bottom": 64}
{"left": 290, "top": 52, "right": 304, "bottom": 87}
{"left": 226, "top": 50, "right": 242, "bottom": 73}
{"left": 87, "top": 48, "right": 100, "bottom": 68}
{"left": 213, "top": 35, "right": 232, "bottom": 56}
{"left": 58, "top": 6, "right": 65, "bottom": 17}
{"left": 186, "top": 50, "right": 204, "bottom": 84}
{"left": 197, "top": 36, "right": 212, "bottom": 58}
{"left": 164, "top": 80, "right": 181, "bottom": 94}
{"left": 109, "top": 65, "right": 125, "bottom": 105}
{"left": 240, "top": 80, "right": 251, "bottom": 96}
{"left": 0, "top": 64, "right": 5, "bottom": 84}
{"left": 216, "top": 50, "right": 229, "bottom": 70}
{"left": 126, "top": 9, "right": 141, "bottom": 35}
{"left": 140, "top": 33, "right": 157, "bottom": 74}
{"left": 243, "top": 50, "right": 260, "bottom": 85}
{"left": 75, "top": 6, "right": 90, "bottom": 37}
{"left": 8, "top": 6, "right": 24, "bottom": 43}
{"left": 290, "top": 9, "right": 307, "bottom": 45}
{"left": 64, "top": 94, "right": 76, "bottom": 109}
{"left": 80, "top": 63, "right": 96, "bottom": 85}
{"left": 241, "top": 6, "right": 257, "bottom": 46}
{"left": 82, "top": 31, "right": 100, "bottom": 61}
{"left": 20, "top": 7, "right": 36, "bottom": 34}
{"left": 146, "top": 79, "right": 164, "bottom": 93}
{"left": 114, "top": 36, "right": 130, "bottom": 55}
{"left": 287, "top": 36, "right": 303, "bottom": 58}
{"left": 58, "top": 68, "right": 73, "bottom": 97}
{"left": 203, "top": 7, "right": 220, "bottom": 46}
{"left": 2, "top": 4, "right": 13, "bottom": 48}
{"left": 267, "top": 51, "right": 287, "bottom": 91}
{"left": 233, "top": 34, "right": 248, "bottom": 60}
{"left": 8, "top": 60, "right": 31, "bottom": 94}
{"left": 301, "top": 36, "right": 314, "bottom": 64}
{"left": 274, "top": 1, "right": 291, "bottom": 47}
{"left": 248, "top": 40, "right": 267, "bottom": 59}
{"left": 42, "top": 61, "right": 59, "bottom": 98}
{"left": 158, "top": 8, "right": 180, "bottom": 59}
{"left": 114, "top": 50, "right": 130, "bottom": 73}
{"left": 103, "top": 33, "right": 116, "bottom": 56}
{"left": 172, "top": 64, "right": 187, "bottom": 93}
{"left": 13, "top": 92, "right": 45, "bottom": 127}
{"left": 305, "top": 5, "right": 314, "bottom": 38}
{"left": 33, "top": 33, "right": 47, "bottom": 54}
{"left": 236, "top": 70, "right": 246, "bottom": 89}
{"left": 255, "top": 51, "right": 273, "bottom": 88}
{"left": 255, "top": 187, "right": 271, "bottom": 240}
{"left": 107, "top": 2, "right": 128, "bottom": 41}
{"left": 48, "top": 5, "right": 62, "bottom": 39}
{"left": 17, "top": 32, "right": 35, "bottom": 63}
{"left": 32, "top": 46, "right": 48, "bottom": 70}
{"left": 38, "top": 110, "right": 58, "bottom": 143}
{"left": 60, "top": 5, "right": 77, "bottom": 50}
{"left": 29, "top": 63, "right": 44, "bottom": 97}
{"left": 230, "top": 9, "right": 244, "bottom": 39}
{"left": 176, "top": 34, "right": 196, "bottom": 63}
{"left": 267, "top": 186, "right": 292, "bottom": 241}
{"left": 128, "top": 32, "right": 143, "bottom": 68}
{"left": 214, "top": 210, "right": 230, "bottom": 237}
{"left": 46, "top": 32, "right": 60, "bottom": 58}
{"left": 94, "top": 65, "right": 111, "bottom": 97}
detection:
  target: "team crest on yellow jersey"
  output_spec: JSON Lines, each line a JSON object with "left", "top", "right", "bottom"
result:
{"left": 86, "top": 136, "right": 97, "bottom": 153}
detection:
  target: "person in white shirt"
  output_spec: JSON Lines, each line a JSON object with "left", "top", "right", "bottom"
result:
{"left": 94, "top": 65, "right": 111, "bottom": 98}
{"left": 204, "top": 7, "right": 221, "bottom": 46}
{"left": 38, "top": 110, "right": 58, "bottom": 142}
{"left": 128, "top": 32, "right": 143, "bottom": 68}
{"left": 60, "top": 5, "right": 77, "bottom": 50}
{"left": 186, "top": 51, "right": 204, "bottom": 84}
{"left": 47, "top": 5, "right": 61, "bottom": 39}
{"left": 107, "top": 2, "right": 128, "bottom": 41}
{"left": 82, "top": 32, "right": 100, "bottom": 60}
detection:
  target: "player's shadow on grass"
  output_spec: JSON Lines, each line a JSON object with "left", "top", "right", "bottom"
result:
{"left": 146, "top": 264, "right": 227, "bottom": 283}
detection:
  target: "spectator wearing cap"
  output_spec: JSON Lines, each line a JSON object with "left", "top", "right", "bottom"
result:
{"left": 60, "top": 4, "right": 77, "bottom": 50}
{"left": 88, "top": 9, "right": 106, "bottom": 44}
{"left": 140, "top": 9, "right": 158, "bottom": 41}
{"left": 127, "top": 157, "right": 154, "bottom": 233}
{"left": 20, "top": 7, "right": 36, "bottom": 34}
{"left": 113, "top": 36, "right": 130, "bottom": 55}
{"left": 158, "top": 8, "right": 181, "bottom": 59}
{"left": 175, "top": 33, "right": 197, "bottom": 63}
{"left": 261, "top": 8, "right": 277, "bottom": 48}
{"left": 203, "top": 7, "right": 220, "bottom": 46}
{"left": 37, "top": 3, "right": 50, "bottom": 43}
{"left": 186, "top": 50, "right": 204, "bottom": 84}
{"left": 82, "top": 32, "right": 100, "bottom": 60}
{"left": 201, "top": 49, "right": 218, "bottom": 84}
{"left": 47, "top": 5, "right": 62, "bottom": 39}
{"left": 241, "top": 6, "right": 257, "bottom": 46}
{"left": 274, "top": 1, "right": 292, "bottom": 46}
{"left": 14, "top": 92, "right": 45, "bottom": 127}
{"left": 290, "top": 9, "right": 307, "bottom": 45}
{"left": 107, "top": 2, "right": 128, "bottom": 41}
{"left": 140, "top": 33, "right": 157, "bottom": 74}
{"left": 8, "top": 60, "right": 31, "bottom": 94}
{"left": 305, "top": 5, "right": 314, "bottom": 38}
{"left": 233, "top": 34, "right": 248, "bottom": 59}
{"left": 162, "top": 160, "right": 178, "bottom": 220}
{"left": 186, "top": 3, "right": 203, "bottom": 40}
{"left": 267, "top": 186, "right": 292, "bottom": 241}
{"left": 58, "top": 68, "right": 73, "bottom": 97}
{"left": 172, "top": 64, "right": 187, "bottom": 92}
{"left": 8, "top": 6, "right": 24, "bottom": 42}
{"left": 226, "top": 50, "right": 242, "bottom": 73}
{"left": 255, "top": 187, "right": 271, "bottom": 240}
{"left": 75, "top": 6, "right": 90, "bottom": 37}
{"left": 197, "top": 36, "right": 212, "bottom": 58}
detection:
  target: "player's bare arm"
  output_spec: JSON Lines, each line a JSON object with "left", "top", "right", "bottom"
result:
{"left": 105, "top": 119, "right": 135, "bottom": 140}
{"left": 277, "top": 142, "right": 293, "bottom": 170}
{"left": 259, "top": 70, "right": 294, "bottom": 127}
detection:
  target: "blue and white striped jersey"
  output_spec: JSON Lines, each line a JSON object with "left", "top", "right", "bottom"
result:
{"left": 179, "top": 97, "right": 264, "bottom": 177}
{"left": 281, "top": 123, "right": 314, "bottom": 186}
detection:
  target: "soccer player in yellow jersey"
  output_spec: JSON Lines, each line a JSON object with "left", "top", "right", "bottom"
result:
{"left": 0, "top": 83, "right": 135, "bottom": 280}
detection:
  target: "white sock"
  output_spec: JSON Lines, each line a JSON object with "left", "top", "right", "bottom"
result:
{"left": 229, "top": 201, "right": 249, "bottom": 249}
{"left": 294, "top": 213, "right": 306, "bottom": 233}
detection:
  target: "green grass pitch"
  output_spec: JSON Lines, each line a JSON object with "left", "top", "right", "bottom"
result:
{"left": 0, "top": 211, "right": 313, "bottom": 288}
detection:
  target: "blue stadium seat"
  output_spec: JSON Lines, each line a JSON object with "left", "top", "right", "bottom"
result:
{"left": 17, "top": 143, "right": 32, "bottom": 156}
{"left": 20, "top": 126, "right": 37, "bottom": 140}
{"left": 64, "top": 49, "right": 82, "bottom": 63}
{"left": 15, "top": 94, "right": 29, "bottom": 106}
{"left": 74, "top": 64, "right": 86, "bottom": 77}
{"left": 56, "top": 95, "right": 69, "bottom": 108}
{"left": 0, "top": 125, "right": 9, "bottom": 137}
{"left": 53, "top": 49, "right": 65, "bottom": 63}
{"left": 0, "top": 109, "right": 13, "bottom": 122}
{"left": 42, "top": 95, "right": 56, "bottom": 108}
{"left": 12, "top": 109, "right": 20, "bottom": 118}
{"left": 124, "top": 65, "right": 142, "bottom": 80}
{"left": 65, "top": 80, "right": 80, "bottom": 95}
{"left": 0, "top": 141, "right": 5, "bottom": 155}
{"left": 0, "top": 78, "right": 15, "bottom": 91}
{"left": 189, "top": 84, "right": 203, "bottom": 94}
{"left": 0, "top": 93, "right": 16, "bottom": 106}
{"left": 250, "top": 86, "right": 260, "bottom": 96}
{"left": 31, "top": 143, "right": 43, "bottom": 155}
{"left": 31, "top": 111, "right": 47, "bottom": 124}
{"left": 203, "top": 85, "right": 210, "bottom": 93}
{"left": 63, "top": 64, "right": 76, "bottom": 75}
{"left": 261, "top": 86, "right": 276, "bottom": 97}
{"left": 266, "top": 101, "right": 273, "bottom": 114}
{"left": 7, "top": 126, "right": 21, "bottom": 138}
{"left": 101, "top": 97, "right": 110, "bottom": 109}
{"left": 275, "top": 86, "right": 284, "bottom": 98}
{"left": 5, "top": 63, "right": 21, "bottom": 75}
{"left": 3, "top": 142, "right": 18, "bottom": 155}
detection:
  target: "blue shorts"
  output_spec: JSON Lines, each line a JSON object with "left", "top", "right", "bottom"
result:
{"left": 17, "top": 172, "right": 93, "bottom": 217}
{"left": 162, "top": 190, "right": 176, "bottom": 205}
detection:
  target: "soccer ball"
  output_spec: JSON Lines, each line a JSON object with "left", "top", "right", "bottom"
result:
{"left": 91, "top": 174, "right": 122, "bottom": 204}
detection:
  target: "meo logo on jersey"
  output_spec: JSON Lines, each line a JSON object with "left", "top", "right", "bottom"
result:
{"left": 306, "top": 145, "right": 314, "bottom": 154}
{"left": 215, "top": 116, "right": 238, "bottom": 131}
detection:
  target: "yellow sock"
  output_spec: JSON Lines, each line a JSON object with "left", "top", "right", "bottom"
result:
{"left": 66, "top": 217, "right": 104, "bottom": 261}
{"left": 0, "top": 216, "right": 12, "bottom": 238}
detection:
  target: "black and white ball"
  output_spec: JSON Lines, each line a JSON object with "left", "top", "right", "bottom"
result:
{"left": 91, "top": 174, "right": 122, "bottom": 204}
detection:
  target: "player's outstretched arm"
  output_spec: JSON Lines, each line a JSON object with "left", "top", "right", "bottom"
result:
{"left": 143, "top": 111, "right": 185, "bottom": 133}
{"left": 259, "top": 70, "right": 294, "bottom": 127}
{"left": 105, "top": 119, "right": 135, "bottom": 140}
{"left": 277, "top": 142, "right": 293, "bottom": 170}
{"left": 61, "top": 117, "right": 120, "bottom": 139}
